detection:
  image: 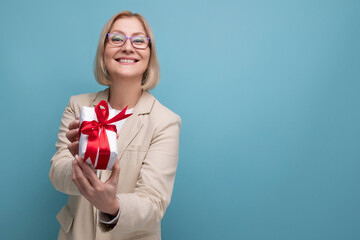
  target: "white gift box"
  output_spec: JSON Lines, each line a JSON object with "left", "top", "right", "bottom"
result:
{"left": 78, "top": 104, "right": 130, "bottom": 170}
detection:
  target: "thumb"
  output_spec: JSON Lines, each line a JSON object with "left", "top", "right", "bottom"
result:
{"left": 106, "top": 158, "right": 120, "bottom": 185}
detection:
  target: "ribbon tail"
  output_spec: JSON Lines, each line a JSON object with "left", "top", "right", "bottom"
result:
{"left": 96, "top": 127, "right": 111, "bottom": 170}
{"left": 83, "top": 135, "right": 99, "bottom": 166}
{"left": 107, "top": 105, "right": 133, "bottom": 124}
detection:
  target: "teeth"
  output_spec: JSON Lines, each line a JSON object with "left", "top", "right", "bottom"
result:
{"left": 118, "top": 59, "right": 136, "bottom": 63}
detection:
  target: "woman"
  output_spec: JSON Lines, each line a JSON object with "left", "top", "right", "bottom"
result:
{"left": 49, "top": 11, "right": 181, "bottom": 240}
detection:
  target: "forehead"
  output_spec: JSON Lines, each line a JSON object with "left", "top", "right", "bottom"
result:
{"left": 110, "top": 17, "right": 147, "bottom": 36}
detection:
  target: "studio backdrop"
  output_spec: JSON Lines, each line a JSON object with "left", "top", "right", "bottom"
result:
{"left": 0, "top": 0, "right": 359, "bottom": 239}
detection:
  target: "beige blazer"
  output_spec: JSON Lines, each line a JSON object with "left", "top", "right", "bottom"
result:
{"left": 49, "top": 88, "right": 181, "bottom": 240}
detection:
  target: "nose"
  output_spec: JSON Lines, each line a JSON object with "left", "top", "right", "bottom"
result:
{"left": 121, "top": 38, "right": 134, "bottom": 53}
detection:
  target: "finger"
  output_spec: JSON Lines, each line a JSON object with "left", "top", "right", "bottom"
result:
{"left": 68, "top": 119, "right": 80, "bottom": 130}
{"left": 106, "top": 159, "right": 120, "bottom": 185}
{"left": 66, "top": 128, "right": 79, "bottom": 142}
{"left": 73, "top": 155, "right": 93, "bottom": 192}
{"left": 77, "top": 155, "right": 100, "bottom": 187}
{"left": 67, "top": 141, "right": 79, "bottom": 157}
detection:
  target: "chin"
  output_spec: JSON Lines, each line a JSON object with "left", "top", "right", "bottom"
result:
{"left": 112, "top": 71, "right": 144, "bottom": 80}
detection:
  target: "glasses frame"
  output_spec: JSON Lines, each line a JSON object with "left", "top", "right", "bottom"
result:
{"left": 107, "top": 33, "right": 151, "bottom": 49}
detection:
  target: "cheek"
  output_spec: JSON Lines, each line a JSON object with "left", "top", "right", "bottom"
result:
{"left": 104, "top": 50, "right": 111, "bottom": 62}
{"left": 104, "top": 55, "right": 117, "bottom": 71}
{"left": 104, "top": 47, "right": 114, "bottom": 63}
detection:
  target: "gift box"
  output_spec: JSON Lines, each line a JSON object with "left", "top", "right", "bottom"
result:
{"left": 78, "top": 100, "right": 132, "bottom": 170}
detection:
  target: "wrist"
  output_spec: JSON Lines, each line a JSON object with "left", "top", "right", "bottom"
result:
{"left": 107, "top": 198, "right": 120, "bottom": 217}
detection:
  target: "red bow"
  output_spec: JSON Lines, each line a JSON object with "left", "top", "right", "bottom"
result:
{"left": 79, "top": 100, "right": 132, "bottom": 169}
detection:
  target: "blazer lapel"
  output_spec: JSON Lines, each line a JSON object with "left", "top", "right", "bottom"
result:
{"left": 91, "top": 88, "right": 155, "bottom": 160}
{"left": 117, "top": 90, "right": 155, "bottom": 159}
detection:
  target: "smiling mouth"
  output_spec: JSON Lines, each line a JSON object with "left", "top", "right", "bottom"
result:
{"left": 116, "top": 58, "right": 139, "bottom": 63}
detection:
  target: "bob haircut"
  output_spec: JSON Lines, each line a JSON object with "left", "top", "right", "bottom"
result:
{"left": 94, "top": 11, "right": 160, "bottom": 90}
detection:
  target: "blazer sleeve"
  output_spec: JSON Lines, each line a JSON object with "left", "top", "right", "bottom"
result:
{"left": 49, "top": 96, "right": 81, "bottom": 196}
{"left": 100, "top": 114, "right": 181, "bottom": 233}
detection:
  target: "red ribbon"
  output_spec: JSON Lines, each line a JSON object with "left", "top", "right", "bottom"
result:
{"left": 79, "top": 100, "right": 132, "bottom": 169}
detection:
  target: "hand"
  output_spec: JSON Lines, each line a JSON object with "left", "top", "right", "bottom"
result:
{"left": 72, "top": 155, "right": 120, "bottom": 216}
{"left": 66, "top": 118, "right": 80, "bottom": 157}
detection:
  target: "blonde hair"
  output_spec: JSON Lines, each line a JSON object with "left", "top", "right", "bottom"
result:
{"left": 94, "top": 11, "right": 160, "bottom": 90}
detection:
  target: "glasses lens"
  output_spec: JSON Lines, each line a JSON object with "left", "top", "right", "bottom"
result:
{"left": 109, "top": 33, "right": 126, "bottom": 45}
{"left": 132, "top": 36, "right": 149, "bottom": 48}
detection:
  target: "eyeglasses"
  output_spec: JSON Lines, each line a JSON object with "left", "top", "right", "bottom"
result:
{"left": 107, "top": 33, "right": 151, "bottom": 49}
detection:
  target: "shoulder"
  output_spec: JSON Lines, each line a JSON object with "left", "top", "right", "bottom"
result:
{"left": 67, "top": 89, "right": 108, "bottom": 109}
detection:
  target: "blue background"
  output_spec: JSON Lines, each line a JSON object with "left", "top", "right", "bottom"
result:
{"left": 1, "top": 0, "right": 359, "bottom": 239}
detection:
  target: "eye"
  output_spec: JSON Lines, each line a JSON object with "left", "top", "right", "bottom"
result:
{"left": 111, "top": 34, "right": 125, "bottom": 42}
{"left": 132, "top": 36, "right": 146, "bottom": 44}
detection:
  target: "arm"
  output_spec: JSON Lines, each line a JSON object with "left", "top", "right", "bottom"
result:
{"left": 99, "top": 115, "right": 181, "bottom": 233}
{"left": 49, "top": 96, "right": 81, "bottom": 195}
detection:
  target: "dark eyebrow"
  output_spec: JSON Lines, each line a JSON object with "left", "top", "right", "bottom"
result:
{"left": 111, "top": 30, "right": 147, "bottom": 37}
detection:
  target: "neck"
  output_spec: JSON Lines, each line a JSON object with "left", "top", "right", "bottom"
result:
{"left": 108, "top": 76, "right": 143, "bottom": 110}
